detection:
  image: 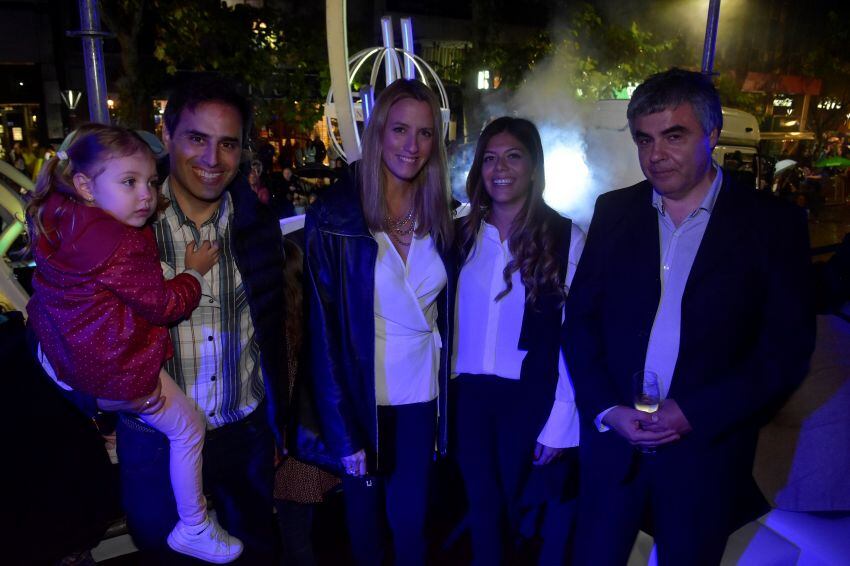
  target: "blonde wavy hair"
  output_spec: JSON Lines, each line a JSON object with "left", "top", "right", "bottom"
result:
{"left": 26, "top": 123, "right": 160, "bottom": 246}
{"left": 358, "top": 79, "right": 453, "bottom": 250}
{"left": 459, "top": 116, "right": 565, "bottom": 307}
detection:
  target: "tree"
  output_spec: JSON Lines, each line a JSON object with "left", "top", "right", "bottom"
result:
{"left": 799, "top": 6, "right": 850, "bottom": 146}
{"left": 101, "top": 0, "right": 328, "bottom": 136}
{"left": 546, "top": 4, "right": 676, "bottom": 101}
{"left": 462, "top": 2, "right": 676, "bottom": 100}
{"left": 715, "top": 72, "right": 762, "bottom": 117}
{"left": 100, "top": 0, "right": 166, "bottom": 130}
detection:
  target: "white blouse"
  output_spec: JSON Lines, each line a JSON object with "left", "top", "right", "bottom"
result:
{"left": 452, "top": 221, "right": 585, "bottom": 448}
{"left": 373, "top": 230, "right": 447, "bottom": 406}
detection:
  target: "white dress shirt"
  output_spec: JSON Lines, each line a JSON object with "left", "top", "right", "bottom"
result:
{"left": 373, "top": 230, "right": 447, "bottom": 406}
{"left": 644, "top": 167, "right": 723, "bottom": 398}
{"left": 452, "top": 220, "right": 586, "bottom": 448}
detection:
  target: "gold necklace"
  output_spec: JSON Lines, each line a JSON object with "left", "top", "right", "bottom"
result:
{"left": 385, "top": 201, "right": 416, "bottom": 248}
{"left": 385, "top": 205, "right": 415, "bottom": 237}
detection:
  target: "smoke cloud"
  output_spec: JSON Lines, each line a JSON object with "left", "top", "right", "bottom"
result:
{"left": 452, "top": 47, "right": 646, "bottom": 230}
{"left": 450, "top": 1, "right": 748, "bottom": 228}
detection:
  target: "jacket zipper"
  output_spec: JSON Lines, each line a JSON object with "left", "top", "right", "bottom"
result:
{"left": 439, "top": 255, "right": 452, "bottom": 457}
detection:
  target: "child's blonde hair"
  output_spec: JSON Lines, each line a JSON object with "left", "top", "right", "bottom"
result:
{"left": 26, "top": 123, "right": 157, "bottom": 245}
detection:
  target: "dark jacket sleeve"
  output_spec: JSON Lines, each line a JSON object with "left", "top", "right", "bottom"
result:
{"left": 676, "top": 202, "right": 816, "bottom": 439}
{"left": 303, "top": 206, "right": 361, "bottom": 459}
{"left": 562, "top": 193, "right": 624, "bottom": 421}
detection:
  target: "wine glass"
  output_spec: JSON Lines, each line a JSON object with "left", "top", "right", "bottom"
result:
{"left": 633, "top": 370, "right": 661, "bottom": 454}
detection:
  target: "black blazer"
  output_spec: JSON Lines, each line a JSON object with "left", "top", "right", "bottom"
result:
{"left": 563, "top": 174, "right": 815, "bottom": 529}
{"left": 228, "top": 174, "right": 289, "bottom": 445}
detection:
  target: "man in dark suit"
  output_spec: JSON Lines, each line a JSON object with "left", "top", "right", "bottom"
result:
{"left": 564, "top": 68, "right": 815, "bottom": 565}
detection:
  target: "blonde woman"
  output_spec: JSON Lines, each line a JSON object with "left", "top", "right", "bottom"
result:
{"left": 303, "top": 79, "right": 454, "bottom": 566}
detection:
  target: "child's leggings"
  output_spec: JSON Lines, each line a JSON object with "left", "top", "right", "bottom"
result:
{"left": 39, "top": 351, "right": 207, "bottom": 527}
{"left": 139, "top": 369, "right": 207, "bottom": 526}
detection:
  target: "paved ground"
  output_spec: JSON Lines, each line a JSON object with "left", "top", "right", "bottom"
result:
{"left": 809, "top": 203, "right": 850, "bottom": 252}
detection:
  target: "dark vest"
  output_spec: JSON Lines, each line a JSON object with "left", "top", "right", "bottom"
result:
{"left": 517, "top": 210, "right": 572, "bottom": 403}
{"left": 458, "top": 206, "right": 573, "bottom": 404}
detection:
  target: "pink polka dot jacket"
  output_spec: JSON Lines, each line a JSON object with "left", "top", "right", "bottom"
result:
{"left": 28, "top": 192, "right": 202, "bottom": 400}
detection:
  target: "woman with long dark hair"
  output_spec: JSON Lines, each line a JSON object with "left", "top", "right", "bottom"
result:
{"left": 303, "top": 79, "right": 454, "bottom": 566}
{"left": 453, "top": 116, "right": 584, "bottom": 564}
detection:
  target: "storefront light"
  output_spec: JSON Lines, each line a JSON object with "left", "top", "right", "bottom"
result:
{"left": 818, "top": 98, "right": 842, "bottom": 111}
{"left": 60, "top": 89, "right": 83, "bottom": 110}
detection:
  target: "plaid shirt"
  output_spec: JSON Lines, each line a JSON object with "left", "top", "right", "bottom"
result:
{"left": 152, "top": 179, "right": 264, "bottom": 429}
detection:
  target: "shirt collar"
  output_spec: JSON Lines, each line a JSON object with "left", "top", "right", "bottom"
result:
{"left": 162, "top": 177, "right": 231, "bottom": 228}
{"left": 481, "top": 220, "right": 513, "bottom": 252}
{"left": 652, "top": 163, "right": 723, "bottom": 218}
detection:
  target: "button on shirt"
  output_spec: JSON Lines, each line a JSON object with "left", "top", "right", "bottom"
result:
{"left": 452, "top": 221, "right": 586, "bottom": 448}
{"left": 595, "top": 166, "right": 723, "bottom": 431}
{"left": 644, "top": 166, "right": 723, "bottom": 399}
{"left": 373, "top": 231, "right": 447, "bottom": 406}
{"left": 153, "top": 179, "right": 263, "bottom": 428}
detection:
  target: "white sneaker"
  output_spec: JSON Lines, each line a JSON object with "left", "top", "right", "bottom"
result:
{"left": 167, "top": 517, "right": 244, "bottom": 564}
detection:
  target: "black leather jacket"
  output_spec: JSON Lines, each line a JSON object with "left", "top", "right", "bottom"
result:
{"left": 303, "top": 169, "right": 455, "bottom": 468}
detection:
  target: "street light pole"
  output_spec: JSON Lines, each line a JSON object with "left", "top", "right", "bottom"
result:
{"left": 70, "top": 0, "right": 110, "bottom": 124}
{"left": 701, "top": 0, "right": 721, "bottom": 75}
{"left": 326, "top": 0, "right": 361, "bottom": 161}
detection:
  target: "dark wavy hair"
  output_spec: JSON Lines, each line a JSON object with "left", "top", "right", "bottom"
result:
{"left": 458, "top": 116, "right": 565, "bottom": 306}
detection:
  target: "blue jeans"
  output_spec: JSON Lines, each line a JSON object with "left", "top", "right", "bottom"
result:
{"left": 274, "top": 500, "right": 316, "bottom": 566}
{"left": 116, "top": 406, "right": 277, "bottom": 564}
{"left": 342, "top": 400, "right": 436, "bottom": 566}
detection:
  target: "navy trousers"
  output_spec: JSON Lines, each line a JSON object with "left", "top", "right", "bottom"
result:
{"left": 341, "top": 399, "right": 436, "bottom": 566}
{"left": 573, "top": 447, "right": 735, "bottom": 566}
{"left": 454, "top": 373, "right": 556, "bottom": 566}
{"left": 116, "top": 406, "right": 277, "bottom": 564}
